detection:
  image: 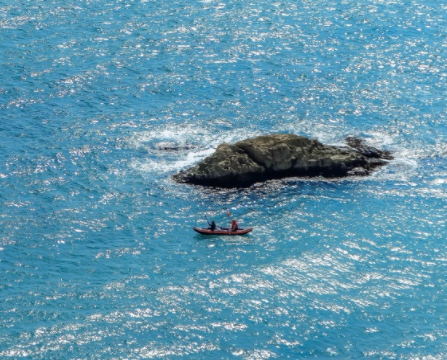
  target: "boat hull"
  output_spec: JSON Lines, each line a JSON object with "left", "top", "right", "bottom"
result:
{"left": 193, "top": 227, "right": 253, "bottom": 235}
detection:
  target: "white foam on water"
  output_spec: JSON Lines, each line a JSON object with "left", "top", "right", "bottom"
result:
{"left": 128, "top": 123, "right": 260, "bottom": 150}
{"left": 131, "top": 147, "right": 215, "bottom": 174}
{"left": 129, "top": 124, "right": 262, "bottom": 174}
{"left": 365, "top": 131, "right": 396, "bottom": 147}
{"left": 127, "top": 126, "right": 201, "bottom": 150}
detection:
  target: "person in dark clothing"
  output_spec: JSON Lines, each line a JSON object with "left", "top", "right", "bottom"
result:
{"left": 208, "top": 220, "right": 216, "bottom": 231}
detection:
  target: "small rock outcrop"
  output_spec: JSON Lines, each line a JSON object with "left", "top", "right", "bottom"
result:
{"left": 345, "top": 136, "right": 393, "bottom": 160}
{"left": 155, "top": 142, "right": 197, "bottom": 151}
{"left": 173, "top": 134, "right": 392, "bottom": 188}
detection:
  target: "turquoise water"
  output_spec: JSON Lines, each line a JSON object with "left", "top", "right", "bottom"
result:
{"left": 1, "top": 0, "right": 447, "bottom": 358}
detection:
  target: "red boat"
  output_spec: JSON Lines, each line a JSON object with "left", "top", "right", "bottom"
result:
{"left": 193, "top": 227, "right": 253, "bottom": 235}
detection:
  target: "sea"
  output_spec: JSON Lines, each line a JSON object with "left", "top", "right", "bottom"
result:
{"left": 1, "top": 0, "right": 447, "bottom": 358}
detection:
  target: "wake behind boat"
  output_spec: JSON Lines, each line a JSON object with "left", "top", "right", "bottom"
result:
{"left": 193, "top": 227, "right": 253, "bottom": 235}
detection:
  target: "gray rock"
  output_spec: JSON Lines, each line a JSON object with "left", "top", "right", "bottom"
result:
{"left": 347, "top": 167, "right": 369, "bottom": 176}
{"left": 177, "top": 143, "right": 265, "bottom": 186}
{"left": 346, "top": 136, "right": 393, "bottom": 160}
{"left": 155, "top": 142, "right": 197, "bottom": 151}
{"left": 173, "top": 134, "right": 392, "bottom": 187}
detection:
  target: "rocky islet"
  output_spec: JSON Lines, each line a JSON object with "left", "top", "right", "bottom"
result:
{"left": 173, "top": 134, "right": 393, "bottom": 188}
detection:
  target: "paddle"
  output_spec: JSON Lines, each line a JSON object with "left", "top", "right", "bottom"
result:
{"left": 205, "top": 215, "right": 213, "bottom": 228}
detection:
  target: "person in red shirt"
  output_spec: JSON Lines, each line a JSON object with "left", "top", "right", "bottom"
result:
{"left": 230, "top": 219, "right": 239, "bottom": 232}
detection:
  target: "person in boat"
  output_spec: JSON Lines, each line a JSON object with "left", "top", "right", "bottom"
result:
{"left": 230, "top": 219, "right": 239, "bottom": 232}
{"left": 208, "top": 220, "right": 216, "bottom": 231}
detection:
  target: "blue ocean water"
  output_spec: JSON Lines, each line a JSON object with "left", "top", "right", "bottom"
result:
{"left": 1, "top": 0, "right": 447, "bottom": 358}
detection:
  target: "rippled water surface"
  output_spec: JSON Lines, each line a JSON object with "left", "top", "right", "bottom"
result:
{"left": 1, "top": 0, "right": 447, "bottom": 358}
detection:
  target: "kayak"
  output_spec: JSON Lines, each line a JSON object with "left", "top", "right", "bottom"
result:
{"left": 193, "top": 227, "right": 253, "bottom": 235}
